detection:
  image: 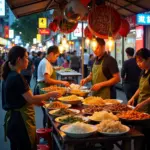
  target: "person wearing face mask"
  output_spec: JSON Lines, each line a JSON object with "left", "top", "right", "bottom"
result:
{"left": 80, "top": 38, "right": 120, "bottom": 99}
{"left": 2, "top": 46, "right": 61, "bottom": 150}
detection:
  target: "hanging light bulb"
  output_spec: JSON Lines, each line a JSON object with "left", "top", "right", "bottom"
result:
{"left": 64, "top": 43, "right": 69, "bottom": 51}
{"left": 62, "top": 35, "right": 67, "bottom": 45}
{"left": 59, "top": 44, "right": 64, "bottom": 54}
{"left": 107, "top": 36, "right": 115, "bottom": 51}
{"left": 91, "top": 37, "right": 97, "bottom": 51}
{"left": 85, "top": 37, "right": 90, "bottom": 46}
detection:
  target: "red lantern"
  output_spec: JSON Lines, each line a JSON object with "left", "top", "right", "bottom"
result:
{"left": 80, "top": 0, "right": 91, "bottom": 6}
{"left": 88, "top": 5, "right": 121, "bottom": 39}
{"left": 118, "top": 18, "right": 130, "bottom": 37}
{"left": 84, "top": 26, "right": 93, "bottom": 39}
{"left": 49, "top": 21, "right": 58, "bottom": 32}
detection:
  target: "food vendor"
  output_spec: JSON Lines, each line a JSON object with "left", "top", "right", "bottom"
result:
{"left": 37, "top": 45, "right": 70, "bottom": 127}
{"left": 128, "top": 48, "right": 150, "bottom": 114}
{"left": 37, "top": 45, "right": 70, "bottom": 90}
{"left": 80, "top": 38, "right": 120, "bottom": 99}
{"left": 128, "top": 48, "right": 150, "bottom": 150}
{"left": 2, "top": 46, "right": 61, "bottom": 150}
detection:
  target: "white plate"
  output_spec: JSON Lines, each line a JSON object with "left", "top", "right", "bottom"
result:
{"left": 105, "top": 99, "right": 123, "bottom": 105}
{"left": 49, "top": 109, "right": 80, "bottom": 117}
{"left": 43, "top": 103, "right": 71, "bottom": 110}
{"left": 80, "top": 86, "right": 88, "bottom": 90}
{"left": 58, "top": 96, "right": 83, "bottom": 104}
{"left": 55, "top": 115, "right": 89, "bottom": 124}
{"left": 97, "top": 125, "right": 130, "bottom": 136}
{"left": 60, "top": 124, "right": 97, "bottom": 138}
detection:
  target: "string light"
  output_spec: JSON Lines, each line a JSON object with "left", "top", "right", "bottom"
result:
{"left": 91, "top": 37, "right": 97, "bottom": 51}
{"left": 85, "top": 37, "right": 90, "bottom": 46}
{"left": 107, "top": 36, "right": 115, "bottom": 51}
{"left": 58, "top": 44, "right": 64, "bottom": 54}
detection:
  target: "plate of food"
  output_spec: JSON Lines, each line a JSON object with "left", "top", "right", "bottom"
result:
{"left": 41, "top": 85, "right": 66, "bottom": 95}
{"left": 60, "top": 122, "right": 97, "bottom": 138}
{"left": 88, "top": 111, "right": 118, "bottom": 122}
{"left": 49, "top": 108, "right": 80, "bottom": 117}
{"left": 103, "top": 104, "right": 133, "bottom": 114}
{"left": 55, "top": 115, "right": 89, "bottom": 124}
{"left": 117, "top": 110, "right": 150, "bottom": 125}
{"left": 69, "top": 89, "right": 90, "bottom": 97}
{"left": 58, "top": 95, "right": 83, "bottom": 104}
{"left": 104, "top": 99, "right": 123, "bottom": 105}
{"left": 97, "top": 120, "right": 130, "bottom": 136}
{"left": 61, "top": 68, "right": 72, "bottom": 72}
{"left": 43, "top": 101, "right": 71, "bottom": 110}
{"left": 82, "top": 96, "right": 105, "bottom": 106}
{"left": 82, "top": 105, "right": 105, "bottom": 115}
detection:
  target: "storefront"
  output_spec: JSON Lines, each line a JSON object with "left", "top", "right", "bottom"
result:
{"left": 0, "top": 37, "right": 11, "bottom": 54}
{"left": 110, "top": 15, "right": 145, "bottom": 72}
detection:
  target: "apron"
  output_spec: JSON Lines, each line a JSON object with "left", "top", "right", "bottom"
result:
{"left": 138, "top": 73, "right": 150, "bottom": 114}
{"left": 92, "top": 59, "right": 110, "bottom": 99}
{"left": 4, "top": 104, "right": 36, "bottom": 149}
{"left": 38, "top": 68, "right": 56, "bottom": 94}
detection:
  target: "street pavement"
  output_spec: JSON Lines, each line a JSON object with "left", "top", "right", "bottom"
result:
{"left": 0, "top": 78, "right": 127, "bottom": 150}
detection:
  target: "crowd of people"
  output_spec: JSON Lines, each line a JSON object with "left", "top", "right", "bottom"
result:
{"left": 1, "top": 38, "right": 150, "bottom": 149}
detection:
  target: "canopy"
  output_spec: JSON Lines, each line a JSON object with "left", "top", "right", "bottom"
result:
{"left": 6, "top": 0, "right": 150, "bottom": 18}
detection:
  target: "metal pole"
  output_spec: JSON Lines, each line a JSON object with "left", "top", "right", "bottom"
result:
{"left": 81, "top": 21, "right": 84, "bottom": 78}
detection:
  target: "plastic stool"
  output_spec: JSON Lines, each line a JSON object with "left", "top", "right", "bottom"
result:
{"left": 37, "top": 144, "right": 49, "bottom": 150}
{"left": 36, "top": 128, "right": 52, "bottom": 146}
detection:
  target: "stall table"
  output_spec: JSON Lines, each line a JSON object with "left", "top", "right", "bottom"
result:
{"left": 46, "top": 108, "right": 144, "bottom": 150}
{"left": 56, "top": 70, "right": 82, "bottom": 84}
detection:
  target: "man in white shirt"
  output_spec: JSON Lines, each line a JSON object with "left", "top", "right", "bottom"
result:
{"left": 37, "top": 45, "right": 70, "bottom": 128}
{"left": 84, "top": 49, "right": 89, "bottom": 77}
{"left": 37, "top": 45, "right": 69, "bottom": 88}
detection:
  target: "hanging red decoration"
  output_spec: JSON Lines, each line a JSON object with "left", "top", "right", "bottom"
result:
{"left": 80, "top": 0, "right": 91, "bottom": 6}
{"left": 84, "top": 26, "right": 93, "bottom": 39}
{"left": 49, "top": 21, "right": 58, "bottom": 32}
{"left": 88, "top": 5, "right": 121, "bottom": 39}
{"left": 118, "top": 18, "right": 130, "bottom": 37}
{"left": 59, "top": 18, "right": 78, "bottom": 34}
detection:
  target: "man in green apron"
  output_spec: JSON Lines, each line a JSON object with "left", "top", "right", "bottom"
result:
{"left": 37, "top": 45, "right": 70, "bottom": 127}
{"left": 80, "top": 38, "right": 120, "bottom": 99}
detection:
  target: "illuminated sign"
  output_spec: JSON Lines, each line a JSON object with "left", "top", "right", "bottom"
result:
{"left": 9, "top": 30, "right": 14, "bottom": 39}
{"left": 39, "top": 29, "right": 50, "bottom": 35}
{"left": 36, "top": 34, "right": 41, "bottom": 43}
{"left": 136, "top": 14, "right": 150, "bottom": 25}
{"left": 73, "top": 23, "right": 87, "bottom": 37}
{"left": 4, "top": 26, "right": 9, "bottom": 38}
{"left": 0, "top": 0, "right": 5, "bottom": 16}
{"left": 38, "top": 18, "right": 47, "bottom": 28}
{"left": 136, "top": 26, "right": 144, "bottom": 51}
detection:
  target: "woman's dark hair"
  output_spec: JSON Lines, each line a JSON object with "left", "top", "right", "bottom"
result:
{"left": 135, "top": 48, "right": 150, "bottom": 60}
{"left": 125, "top": 47, "right": 134, "bottom": 56}
{"left": 2, "top": 46, "right": 27, "bottom": 80}
{"left": 47, "top": 45, "right": 59, "bottom": 55}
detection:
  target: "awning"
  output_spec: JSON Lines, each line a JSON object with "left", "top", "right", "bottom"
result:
{"left": 6, "top": 0, "right": 150, "bottom": 18}
{"left": 6, "top": 0, "right": 67, "bottom": 18}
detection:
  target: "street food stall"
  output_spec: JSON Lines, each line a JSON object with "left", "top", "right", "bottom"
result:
{"left": 41, "top": 84, "right": 149, "bottom": 150}
{"left": 6, "top": 0, "right": 150, "bottom": 150}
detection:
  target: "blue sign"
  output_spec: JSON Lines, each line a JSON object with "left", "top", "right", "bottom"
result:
{"left": 136, "top": 14, "right": 150, "bottom": 25}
